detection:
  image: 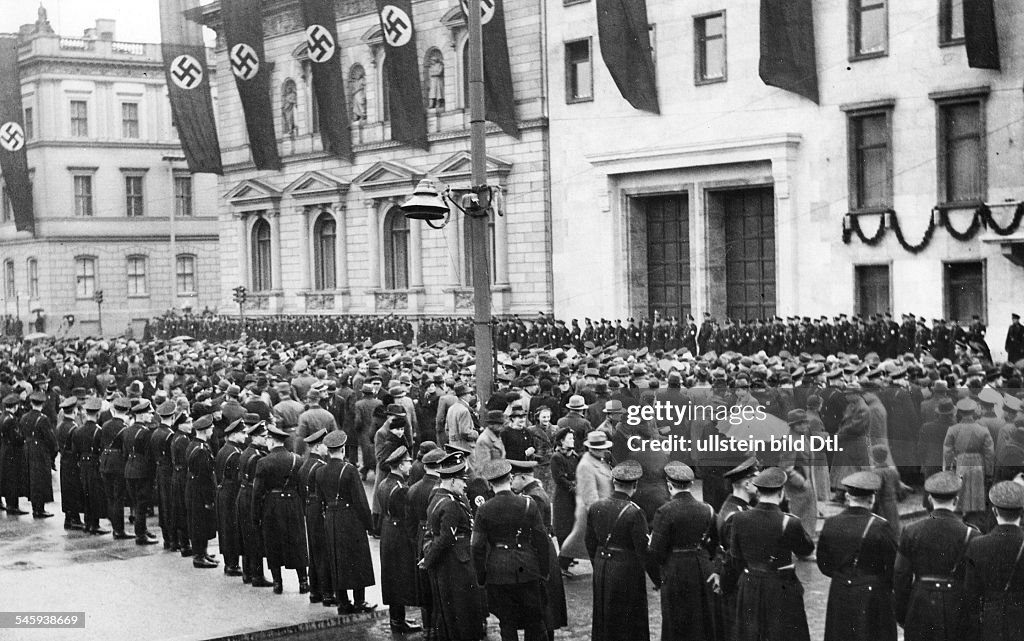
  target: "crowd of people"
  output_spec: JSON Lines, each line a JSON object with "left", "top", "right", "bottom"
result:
{"left": 0, "top": 310, "right": 1023, "bottom": 640}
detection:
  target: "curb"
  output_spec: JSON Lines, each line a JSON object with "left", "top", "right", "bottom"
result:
{"left": 204, "top": 607, "right": 392, "bottom": 641}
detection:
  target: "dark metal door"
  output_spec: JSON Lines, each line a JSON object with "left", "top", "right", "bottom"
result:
{"left": 645, "top": 196, "right": 690, "bottom": 319}
{"left": 723, "top": 188, "right": 775, "bottom": 321}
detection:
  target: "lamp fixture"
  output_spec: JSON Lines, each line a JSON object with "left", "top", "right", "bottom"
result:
{"left": 400, "top": 178, "right": 496, "bottom": 229}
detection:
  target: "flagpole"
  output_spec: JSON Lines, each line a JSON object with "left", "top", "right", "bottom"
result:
{"left": 163, "top": 155, "right": 185, "bottom": 309}
{"left": 467, "top": 0, "right": 494, "bottom": 406}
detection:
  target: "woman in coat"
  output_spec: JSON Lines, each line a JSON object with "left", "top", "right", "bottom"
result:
{"left": 549, "top": 428, "right": 578, "bottom": 546}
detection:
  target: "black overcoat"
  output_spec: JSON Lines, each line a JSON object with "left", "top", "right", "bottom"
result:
{"left": 314, "top": 457, "right": 375, "bottom": 589}
{"left": 236, "top": 446, "right": 264, "bottom": 557}
{"left": 378, "top": 473, "right": 418, "bottom": 605}
{"left": 407, "top": 473, "right": 439, "bottom": 607}
{"left": 253, "top": 446, "right": 308, "bottom": 569}
{"left": 56, "top": 418, "right": 83, "bottom": 513}
{"left": 549, "top": 449, "right": 577, "bottom": 542}
{"left": 423, "top": 488, "right": 486, "bottom": 641}
{"left": 185, "top": 440, "right": 217, "bottom": 542}
{"left": 214, "top": 442, "right": 243, "bottom": 558}
{"left": 20, "top": 410, "right": 56, "bottom": 504}
{"left": 71, "top": 420, "right": 105, "bottom": 519}
{"left": 963, "top": 524, "right": 1024, "bottom": 641}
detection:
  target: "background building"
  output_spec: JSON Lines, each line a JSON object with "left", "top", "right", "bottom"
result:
{"left": 547, "top": 0, "right": 1023, "bottom": 358}
{"left": 0, "top": 11, "right": 219, "bottom": 338}
{"left": 200, "top": 0, "right": 551, "bottom": 318}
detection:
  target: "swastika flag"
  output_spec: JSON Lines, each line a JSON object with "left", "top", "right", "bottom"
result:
{"left": 300, "top": 0, "right": 353, "bottom": 162}
{"left": 0, "top": 37, "right": 35, "bottom": 233}
{"left": 376, "top": 0, "right": 428, "bottom": 150}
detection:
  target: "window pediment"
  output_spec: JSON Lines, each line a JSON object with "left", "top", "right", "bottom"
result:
{"left": 226, "top": 179, "right": 282, "bottom": 209}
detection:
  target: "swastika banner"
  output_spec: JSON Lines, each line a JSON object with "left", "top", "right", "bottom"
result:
{"left": 376, "top": 0, "right": 428, "bottom": 150}
{"left": 300, "top": 0, "right": 353, "bottom": 162}
{"left": 461, "top": 0, "right": 518, "bottom": 138}
{"left": 159, "top": 0, "right": 223, "bottom": 174}
{"left": 222, "top": 0, "right": 282, "bottom": 170}
{"left": 596, "top": 0, "right": 660, "bottom": 114}
{"left": 0, "top": 36, "right": 35, "bottom": 233}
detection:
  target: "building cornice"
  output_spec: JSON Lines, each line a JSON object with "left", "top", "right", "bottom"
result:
{"left": 587, "top": 133, "right": 803, "bottom": 175}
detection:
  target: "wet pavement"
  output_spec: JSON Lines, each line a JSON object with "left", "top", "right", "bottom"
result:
{"left": 0, "top": 472, "right": 924, "bottom": 641}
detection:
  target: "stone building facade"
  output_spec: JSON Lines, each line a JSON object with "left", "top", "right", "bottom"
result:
{"left": 546, "top": 0, "right": 1024, "bottom": 358}
{"left": 0, "top": 15, "right": 220, "bottom": 337}
{"left": 200, "top": 0, "right": 551, "bottom": 318}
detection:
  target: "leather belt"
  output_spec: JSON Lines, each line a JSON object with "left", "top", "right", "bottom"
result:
{"left": 268, "top": 490, "right": 295, "bottom": 498}
{"left": 672, "top": 546, "right": 704, "bottom": 554}
{"left": 916, "top": 576, "right": 955, "bottom": 590}
{"left": 494, "top": 542, "right": 525, "bottom": 550}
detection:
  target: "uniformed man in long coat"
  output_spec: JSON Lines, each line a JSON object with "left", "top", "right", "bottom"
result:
{"left": 56, "top": 396, "right": 84, "bottom": 529}
{"left": 124, "top": 400, "right": 158, "bottom": 544}
{"left": 99, "top": 397, "right": 134, "bottom": 538}
{"left": 253, "top": 423, "right": 309, "bottom": 594}
{"left": 149, "top": 403, "right": 176, "bottom": 549}
{"left": 511, "top": 458, "right": 567, "bottom": 638}
{"left": 0, "top": 393, "right": 27, "bottom": 514}
{"left": 421, "top": 451, "right": 486, "bottom": 641}
{"left": 21, "top": 390, "right": 57, "bottom": 518}
{"left": 379, "top": 446, "right": 423, "bottom": 633}
{"left": 962, "top": 481, "right": 1024, "bottom": 641}
{"left": 585, "top": 459, "right": 655, "bottom": 641}
{"left": 185, "top": 415, "right": 218, "bottom": 568}
{"left": 716, "top": 457, "right": 759, "bottom": 641}
{"left": 214, "top": 418, "right": 245, "bottom": 577}
{"left": 408, "top": 447, "right": 445, "bottom": 641}
{"left": 816, "top": 471, "right": 898, "bottom": 641}
{"left": 471, "top": 458, "right": 548, "bottom": 641}
{"left": 72, "top": 397, "right": 108, "bottom": 534}
{"left": 236, "top": 415, "right": 273, "bottom": 587}
{"left": 649, "top": 461, "right": 719, "bottom": 641}
{"left": 894, "top": 471, "right": 977, "bottom": 641}
{"left": 167, "top": 404, "right": 193, "bottom": 553}
{"left": 298, "top": 428, "right": 331, "bottom": 605}
{"left": 315, "top": 430, "right": 376, "bottom": 615}
{"left": 728, "top": 466, "right": 815, "bottom": 641}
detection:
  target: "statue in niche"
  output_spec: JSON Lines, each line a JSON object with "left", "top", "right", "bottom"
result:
{"left": 349, "top": 66, "right": 367, "bottom": 122}
{"left": 427, "top": 50, "right": 445, "bottom": 109}
{"left": 281, "top": 79, "right": 298, "bottom": 137}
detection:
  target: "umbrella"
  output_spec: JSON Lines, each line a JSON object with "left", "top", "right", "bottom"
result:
{"left": 371, "top": 339, "right": 404, "bottom": 351}
{"left": 23, "top": 332, "right": 49, "bottom": 341}
{"left": 170, "top": 335, "right": 195, "bottom": 343}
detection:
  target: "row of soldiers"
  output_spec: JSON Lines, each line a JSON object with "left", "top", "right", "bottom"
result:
{"left": 146, "top": 309, "right": 1013, "bottom": 363}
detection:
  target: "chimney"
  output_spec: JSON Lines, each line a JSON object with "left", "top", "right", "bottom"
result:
{"left": 95, "top": 19, "right": 115, "bottom": 41}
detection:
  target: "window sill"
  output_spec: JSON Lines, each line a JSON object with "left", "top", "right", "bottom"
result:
{"left": 848, "top": 206, "right": 893, "bottom": 216}
{"left": 566, "top": 96, "right": 593, "bottom": 105}
{"left": 938, "top": 39, "right": 965, "bottom": 49}
{"left": 849, "top": 51, "right": 887, "bottom": 63}
{"left": 126, "top": 294, "right": 150, "bottom": 299}
{"left": 695, "top": 76, "right": 727, "bottom": 87}
{"left": 936, "top": 200, "right": 985, "bottom": 212}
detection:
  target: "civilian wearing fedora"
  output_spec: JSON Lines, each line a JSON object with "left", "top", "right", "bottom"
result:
{"left": 555, "top": 395, "right": 592, "bottom": 455}
{"left": 918, "top": 397, "right": 957, "bottom": 481}
{"left": 296, "top": 389, "right": 336, "bottom": 457}
{"left": 559, "top": 431, "right": 613, "bottom": 560}
{"left": 728, "top": 468, "right": 815, "bottom": 641}
{"left": 962, "top": 481, "right": 1024, "bottom": 640}
{"left": 894, "top": 472, "right": 977, "bottom": 641}
{"left": 471, "top": 411, "right": 506, "bottom": 472}
{"left": 445, "top": 385, "right": 479, "bottom": 453}
{"left": 817, "top": 471, "right": 897, "bottom": 641}
{"left": 253, "top": 425, "right": 310, "bottom": 594}
{"left": 830, "top": 390, "right": 871, "bottom": 496}
{"left": 353, "top": 384, "right": 383, "bottom": 478}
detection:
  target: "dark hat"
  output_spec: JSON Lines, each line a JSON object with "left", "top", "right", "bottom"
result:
{"left": 418, "top": 440, "right": 438, "bottom": 456}
{"left": 438, "top": 452, "right": 469, "bottom": 478}
{"left": 786, "top": 409, "right": 808, "bottom": 425}
{"left": 304, "top": 428, "right": 328, "bottom": 445}
{"left": 611, "top": 459, "right": 643, "bottom": 482}
{"left": 324, "top": 430, "right": 348, "bottom": 449}
{"left": 83, "top": 397, "right": 103, "bottom": 413}
{"left": 223, "top": 418, "right": 245, "bottom": 435}
{"left": 3, "top": 393, "right": 21, "bottom": 407}
{"left": 244, "top": 419, "right": 267, "bottom": 436}
{"left": 842, "top": 471, "right": 882, "bottom": 496}
{"left": 385, "top": 445, "right": 411, "bottom": 466}
{"left": 509, "top": 405, "right": 527, "bottom": 418}
{"left": 923, "top": 471, "right": 962, "bottom": 497}
{"left": 723, "top": 457, "right": 759, "bottom": 482}
{"left": 664, "top": 461, "right": 695, "bottom": 483}
{"left": 193, "top": 414, "right": 215, "bottom": 432}
{"left": 131, "top": 399, "right": 153, "bottom": 415}
{"left": 59, "top": 396, "right": 78, "bottom": 410}
{"left": 243, "top": 413, "right": 262, "bottom": 425}
{"left": 936, "top": 398, "right": 955, "bottom": 415}
{"left": 480, "top": 458, "right": 512, "bottom": 481}
{"left": 509, "top": 459, "right": 538, "bottom": 474}
{"left": 752, "top": 467, "right": 787, "bottom": 490}
{"left": 388, "top": 416, "right": 408, "bottom": 430}
{"left": 989, "top": 481, "right": 1024, "bottom": 509}
{"left": 584, "top": 431, "right": 613, "bottom": 449}
{"left": 386, "top": 403, "right": 406, "bottom": 417}
{"left": 156, "top": 400, "right": 177, "bottom": 417}
{"left": 486, "top": 409, "right": 506, "bottom": 426}
{"left": 267, "top": 424, "right": 290, "bottom": 440}
{"left": 452, "top": 383, "right": 471, "bottom": 397}
{"left": 423, "top": 448, "right": 447, "bottom": 467}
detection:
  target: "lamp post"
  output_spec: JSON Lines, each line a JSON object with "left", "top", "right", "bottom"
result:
{"left": 401, "top": 0, "right": 493, "bottom": 405}
{"left": 164, "top": 155, "right": 186, "bottom": 307}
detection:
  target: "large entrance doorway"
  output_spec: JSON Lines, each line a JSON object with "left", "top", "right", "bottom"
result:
{"left": 708, "top": 187, "right": 776, "bottom": 321}
{"left": 643, "top": 195, "right": 690, "bottom": 319}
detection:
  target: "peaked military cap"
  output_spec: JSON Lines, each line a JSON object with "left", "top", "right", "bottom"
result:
{"left": 752, "top": 467, "right": 787, "bottom": 490}
{"left": 611, "top": 459, "right": 643, "bottom": 482}
{"left": 323, "top": 430, "right": 347, "bottom": 449}
{"left": 303, "top": 428, "right": 327, "bottom": 445}
{"left": 193, "top": 414, "right": 215, "bottom": 431}
{"left": 842, "top": 471, "right": 882, "bottom": 496}
{"left": 509, "top": 459, "right": 538, "bottom": 474}
{"left": 423, "top": 448, "right": 447, "bottom": 466}
{"left": 480, "top": 458, "right": 512, "bottom": 482}
{"left": 723, "top": 457, "right": 759, "bottom": 482}
{"left": 439, "top": 452, "right": 469, "bottom": 478}
{"left": 267, "top": 424, "right": 289, "bottom": 440}
{"left": 83, "top": 397, "right": 103, "bottom": 413}
{"left": 989, "top": 481, "right": 1024, "bottom": 509}
{"left": 131, "top": 399, "right": 152, "bottom": 414}
{"left": 28, "top": 390, "right": 46, "bottom": 403}
{"left": 955, "top": 398, "right": 978, "bottom": 413}
{"left": 664, "top": 461, "right": 695, "bottom": 483}
{"left": 923, "top": 471, "right": 962, "bottom": 496}
{"left": 223, "top": 418, "right": 244, "bottom": 435}
{"left": 59, "top": 396, "right": 78, "bottom": 410}
{"left": 156, "top": 400, "right": 177, "bottom": 417}
{"left": 3, "top": 393, "right": 21, "bottom": 407}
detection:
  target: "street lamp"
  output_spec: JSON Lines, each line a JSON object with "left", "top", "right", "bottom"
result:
{"left": 401, "top": 0, "right": 493, "bottom": 404}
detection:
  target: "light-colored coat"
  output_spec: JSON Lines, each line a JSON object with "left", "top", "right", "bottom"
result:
{"left": 471, "top": 427, "right": 505, "bottom": 472}
{"left": 558, "top": 451, "right": 612, "bottom": 559}
{"left": 445, "top": 401, "right": 477, "bottom": 451}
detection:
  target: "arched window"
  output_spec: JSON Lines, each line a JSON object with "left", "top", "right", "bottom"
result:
{"left": 383, "top": 207, "right": 409, "bottom": 289}
{"left": 463, "top": 212, "right": 496, "bottom": 285}
{"left": 313, "top": 213, "right": 337, "bottom": 290}
{"left": 251, "top": 218, "right": 272, "bottom": 291}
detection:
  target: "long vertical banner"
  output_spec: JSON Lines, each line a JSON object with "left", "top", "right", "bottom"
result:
{"left": 300, "top": 0, "right": 353, "bottom": 162}
{"left": 461, "top": 0, "right": 519, "bottom": 138}
{"left": 0, "top": 37, "right": 34, "bottom": 234}
{"left": 963, "top": 0, "right": 1000, "bottom": 70}
{"left": 376, "top": 0, "right": 428, "bottom": 149}
{"left": 595, "top": 0, "right": 659, "bottom": 114}
{"left": 758, "top": 0, "right": 820, "bottom": 103}
{"left": 160, "top": 0, "right": 223, "bottom": 174}
{"left": 222, "top": 0, "right": 282, "bottom": 170}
